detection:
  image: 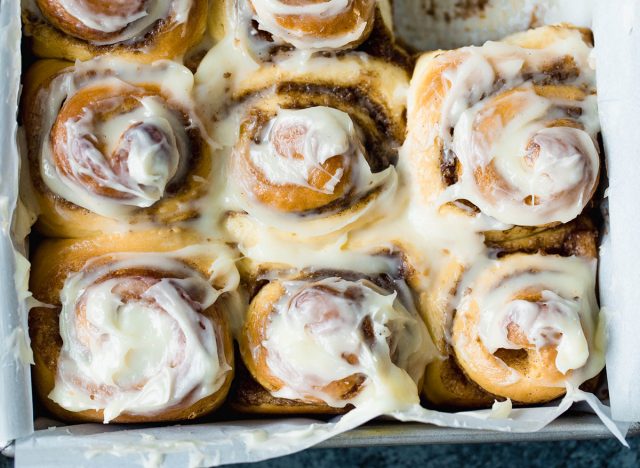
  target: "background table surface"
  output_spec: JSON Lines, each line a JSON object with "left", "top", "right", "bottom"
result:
{"left": 2, "top": 436, "right": 639, "bottom": 467}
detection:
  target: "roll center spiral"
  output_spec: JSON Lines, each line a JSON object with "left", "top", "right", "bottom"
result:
{"left": 249, "top": 0, "right": 374, "bottom": 49}
{"left": 253, "top": 278, "right": 429, "bottom": 407}
{"left": 50, "top": 258, "right": 229, "bottom": 421}
{"left": 52, "top": 86, "right": 187, "bottom": 207}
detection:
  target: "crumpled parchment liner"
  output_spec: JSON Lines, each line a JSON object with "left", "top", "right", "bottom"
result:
{"left": 0, "top": 0, "right": 34, "bottom": 450}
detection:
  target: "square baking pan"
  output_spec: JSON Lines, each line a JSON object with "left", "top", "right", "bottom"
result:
{"left": 2, "top": 0, "right": 639, "bottom": 465}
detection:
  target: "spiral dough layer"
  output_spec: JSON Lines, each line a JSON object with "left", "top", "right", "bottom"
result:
{"left": 451, "top": 253, "right": 603, "bottom": 403}
{"left": 49, "top": 254, "right": 232, "bottom": 422}
{"left": 35, "top": 58, "right": 203, "bottom": 219}
{"left": 242, "top": 277, "right": 434, "bottom": 409}
{"left": 407, "top": 26, "right": 600, "bottom": 226}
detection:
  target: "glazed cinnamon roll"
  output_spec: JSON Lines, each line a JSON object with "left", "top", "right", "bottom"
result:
{"left": 22, "top": 0, "right": 208, "bottom": 62}
{"left": 213, "top": 52, "right": 408, "bottom": 239}
{"left": 226, "top": 0, "right": 399, "bottom": 60}
{"left": 22, "top": 58, "right": 210, "bottom": 238}
{"left": 405, "top": 24, "right": 600, "bottom": 228}
{"left": 420, "top": 250, "right": 604, "bottom": 407}
{"left": 230, "top": 104, "right": 396, "bottom": 236}
{"left": 236, "top": 276, "right": 434, "bottom": 413}
{"left": 28, "top": 230, "right": 238, "bottom": 423}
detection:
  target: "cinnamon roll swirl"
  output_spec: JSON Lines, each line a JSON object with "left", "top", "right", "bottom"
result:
{"left": 236, "top": 106, "right": 363, "bottom": 213}
{"left": 236, "top": 276, "right": 434, "bottom": 413}
{"left": 224, "top": 0, "right": 401, "bottom": 60}
{"left": 28, "top": 231, "right": 238, "bottom": 423}
{"left": 405, "top": 24, "right": 600, "bottom": 228}
{"left": 230, "top": 104, "right": 396, "bottom": 237}
{"left": 216, "top": 53, "right": 408, "bottom": 238}
{"left": 22, "top": 0, "right": 208, "bottom": 62}
{"left": 22, "top": 58, "right": 210, "bottom": 238}
{"left": 420, "top": 250, "right": 604, "bottom": 407}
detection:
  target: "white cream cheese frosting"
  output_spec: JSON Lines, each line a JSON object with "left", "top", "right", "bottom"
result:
{"left": 36, "top": 58, "right": 201, "bottom": 218}
{"left": 49, "top": 254, "right": 232, "bottom": 422}
{"left": 262, "top": 278, "right": 436, "bottom": 408}
{"left": 248, "top": 0, "right": 370, "bottom": 50}
{"left": 35, "top": 0, "right": 193, "bottom": 45}
{"left": 60, "top": 94, "right": 188, "bottom": 208}
{"left": 249, "top": 106, "right": 356, "bottom": 194}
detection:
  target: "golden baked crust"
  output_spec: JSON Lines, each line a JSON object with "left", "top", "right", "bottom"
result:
{"left": 229, "top": 359, "right": 347, "bottom": 415}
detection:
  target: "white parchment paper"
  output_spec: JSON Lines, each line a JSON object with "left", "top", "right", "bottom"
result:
{"left": 0, "top": 0, "right": 33, "bottom": 451}
{"left": 394, "top": 0, "right": 595, "bottom": 50}
{"left": 2, "top": 0, "right": 637, "bottom": 466}
{"left": 11, "top": 392, "right": 629, "bottom": 467}
{"left": 593, "top": 0, "right": 640, "bottom": 423}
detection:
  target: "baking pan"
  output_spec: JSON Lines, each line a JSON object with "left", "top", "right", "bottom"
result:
{"left": 2, "top": 0, "right": 639, "bottom": 465}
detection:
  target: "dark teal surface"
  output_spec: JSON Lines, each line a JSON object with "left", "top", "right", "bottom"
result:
{"left": 237, "top": 437, "right": 640, "bottom": 468}
{"left": 2, "top": 436, "right": 639, "bottom": 466}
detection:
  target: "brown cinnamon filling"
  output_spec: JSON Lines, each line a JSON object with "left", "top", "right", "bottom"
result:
{"left": 37, "top": 0, "right": 151, "bottom": 43}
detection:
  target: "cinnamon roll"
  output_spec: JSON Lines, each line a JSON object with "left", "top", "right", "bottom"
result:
{"left": 28, "top": 230, "right": 238, "bottom": 423}
{"left": 226, "top": 0, "right": 400, "bottom": 60}
{"left": 22, "top": 0, "right": 208, "bottom": 62}
{"left": 214, "top": 52, "right": 408, "bottom": 239}
{"left": 236, "top": 275, "right": 434, "bottom": 413}
{"left": 230, "top": 104, "right": 396, "bottom": 236}
{"left": 22, "top": 58, "right": 210, "bottom": 238}
{"left": 420, "top": 250, "right": 604, "bottom": 407}
{"left": 405, "top": 24, "right": 600, "bottom": 228}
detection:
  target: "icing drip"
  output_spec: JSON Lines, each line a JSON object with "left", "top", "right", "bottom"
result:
{"left": 479, "top": 290, "right": 588, "bottom": 374}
